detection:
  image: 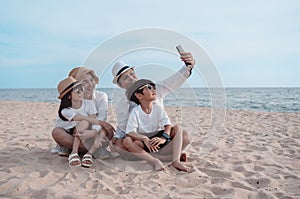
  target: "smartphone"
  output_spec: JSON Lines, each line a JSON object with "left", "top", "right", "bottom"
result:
{"left": 176, "top": 45, "right": 185, "bottom": 54}
{"left": 176, "top": 45, "right": 192, "bottom": 69}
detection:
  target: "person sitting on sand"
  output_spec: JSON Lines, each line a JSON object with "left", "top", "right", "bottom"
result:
{"left": 111, "top": 50, "right": 195, "bottom": 157}
{"left": 124, "top": 79, "right": 190, "bottom": 172}
{"left": 56, "top": 77, "right": 105, "bottom": 167}
{"left": 52, "top": 67, "right": 115, "bottom": 159}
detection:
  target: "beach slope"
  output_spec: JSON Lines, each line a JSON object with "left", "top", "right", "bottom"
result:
{"left": 0, "top": 101, "right": 299, "bottom": 198}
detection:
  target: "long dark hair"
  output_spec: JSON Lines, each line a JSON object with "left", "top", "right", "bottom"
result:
{"left": 58, "top": 91, "right": 72, "bottom": 121}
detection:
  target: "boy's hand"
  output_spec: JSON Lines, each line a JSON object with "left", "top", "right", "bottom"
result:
{"left": 143, "top": 141, "right": 159, "bottom": 153}
{"left": 142, "top": 137, "right": 159, "bottom": 153}
{"left": 150, "top": 137, "right": 166, "bottom": 148}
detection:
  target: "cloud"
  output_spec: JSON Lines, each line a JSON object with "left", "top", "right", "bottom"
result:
{"left": 0, "top": 0, "right": 300, "bottom": 87}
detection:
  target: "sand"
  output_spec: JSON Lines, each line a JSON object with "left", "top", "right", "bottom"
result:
{"left": 0, "top": 101, "right": 299, "bottom": 198}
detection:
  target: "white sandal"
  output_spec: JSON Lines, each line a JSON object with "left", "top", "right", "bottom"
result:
{"left": 82, "top": 154, "right": 93, "bottom": 168}
{"left": 68, "top": 153, "right": 81, "bottom": 167}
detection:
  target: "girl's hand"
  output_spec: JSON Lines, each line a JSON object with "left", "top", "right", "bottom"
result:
{"left": 74, "top": 130, "right": 96, "bottom": 141}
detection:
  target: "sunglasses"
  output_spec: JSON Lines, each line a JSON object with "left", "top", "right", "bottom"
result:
{"left": 138, "top": 84, "right": 156, "bottom": 92}
{"left": 73, "top": 86, "right": 84, "bottom": 94}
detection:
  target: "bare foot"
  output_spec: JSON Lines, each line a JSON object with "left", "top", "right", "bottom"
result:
{"left": 153, "top": 159, "right": 165, "bottom": 171}
{"left": 171, "top": 161, "right": 189, "bottom": 172}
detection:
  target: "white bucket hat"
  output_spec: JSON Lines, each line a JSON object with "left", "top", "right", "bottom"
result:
{"left": 112, "top": 61, "right": 135, "bottom": 84}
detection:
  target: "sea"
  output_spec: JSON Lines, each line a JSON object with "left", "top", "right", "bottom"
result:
{"left": 0, "top": 88, "right": 299, "bottom": 113}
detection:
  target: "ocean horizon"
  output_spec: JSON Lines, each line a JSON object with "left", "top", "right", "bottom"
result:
{"left": 0, "top": 87, "right": 299, "bottom": 113}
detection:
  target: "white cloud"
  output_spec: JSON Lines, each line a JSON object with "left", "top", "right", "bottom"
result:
{"left": 0, "top": 0, "right": 300, "bottom": 87}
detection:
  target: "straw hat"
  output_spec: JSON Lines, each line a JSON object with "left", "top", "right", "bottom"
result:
{"left": 68, "top": 66, "right": 99, "bottom": 84}
{"left": 112, "top": 61, "right": 135, "bottom": 84}
{"left": 57, "top": 77, "right": 83, "bottom": 99}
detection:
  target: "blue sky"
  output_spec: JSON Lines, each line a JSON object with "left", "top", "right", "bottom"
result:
{"left": 1, "top": 0, "right": 299, "bottom": 88}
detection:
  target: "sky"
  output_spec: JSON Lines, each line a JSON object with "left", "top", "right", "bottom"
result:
{"left": 0, "top": 0, "right": 299, "bottom": 88}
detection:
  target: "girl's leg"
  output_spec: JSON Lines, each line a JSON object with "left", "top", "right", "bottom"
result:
{"left": 76, "top": 121, "right": 94, "bottom": 167}
{"left": 71, "top": 136, "right": 81, "bottom": 154}
{"left": 52, "top": 127, "right": 74, "bottom": 149}
{"left": 71, "top": 121, "right": 89, "bottom": 154}
{"left": 69, "top": 135, "right": 81, "bottom": 166}
{"left": 52, "top": 127, "right": 87, "bottom": 153}
{"left": 76, "top": 120, "right": 90, "bottom": 133}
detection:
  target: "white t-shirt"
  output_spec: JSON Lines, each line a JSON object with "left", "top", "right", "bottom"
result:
{"left": 114, "top": 66, "right": 191, "bottom": 138}
{"left": 55, "top": 100, "right": 101, "bottom": 132}
{"left": 126, "top": 102, "right": 171, "bottom": 135}
{"left": 92, "top": 91, "right": 108, "bottom": 121}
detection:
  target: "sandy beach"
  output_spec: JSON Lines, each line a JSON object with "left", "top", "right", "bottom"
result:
{"left": 0, "top": 100, "right": 299, "bottom": 198}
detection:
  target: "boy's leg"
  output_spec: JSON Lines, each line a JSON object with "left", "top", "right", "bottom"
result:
{"left": 123, "top": 137, "right": 165, "bottom": 171}
{"left": 157, "top": 125, "right": 191, "bottom": 154}
{"left": 169, "top": 126, "right": 189, "bottom": 172}
{"left": 154, "top": 125, "right": 189, "bottom": 162}
{"left": 171, "top": 126, "right": 183, "bottom": 162}
{"left": 114, "top": 138, "right": 128, "bottom": 151}
{"left": 182, "top": 129, "right": 192, "bottom": 150}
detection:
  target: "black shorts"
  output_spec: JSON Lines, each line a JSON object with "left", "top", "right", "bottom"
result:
{"left": 142, "top": 130, "right": 171, "bottom": 153}
{"left": 65, "top": 124, "right": 93, "bottom": 135}
{"left": 66, "top": 127, "right": 76, "bottom": 135}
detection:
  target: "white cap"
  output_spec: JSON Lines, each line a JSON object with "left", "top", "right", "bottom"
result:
{"left": 112, "top": 61, "right": 135, "bottom": 84}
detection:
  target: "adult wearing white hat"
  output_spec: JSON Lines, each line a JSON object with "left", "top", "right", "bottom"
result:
{"left": 111, "top": 51, "right": 195, "bottom": 159}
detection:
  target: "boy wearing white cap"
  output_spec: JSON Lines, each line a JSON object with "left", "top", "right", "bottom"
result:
{"left": 111, "top": 50, "right": 195, "bottom": 158}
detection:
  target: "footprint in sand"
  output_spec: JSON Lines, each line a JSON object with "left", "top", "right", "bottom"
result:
{"left": 246, "top": 177, "right": 271, "bottom": 189}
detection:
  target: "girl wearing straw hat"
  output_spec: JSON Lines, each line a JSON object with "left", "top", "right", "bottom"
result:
{"left": 55, "top": 77, "right": 105, "bottom": 167}
{"left": 52, "top": 67, "right": 114, "bottom": 159}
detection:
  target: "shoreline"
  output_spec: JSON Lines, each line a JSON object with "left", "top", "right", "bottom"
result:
{"left": 1, "top": 87, "right": 299, "bottom": 113}
{"left": 1, "top": 100, "right": 300, "bottom": 114}
{"left": 0, "top": 101, "right": 299, "bottom": 198}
